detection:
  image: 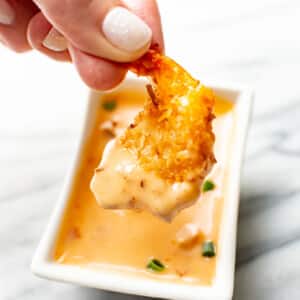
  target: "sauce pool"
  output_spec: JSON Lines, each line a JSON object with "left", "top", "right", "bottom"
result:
{"left": 54, "top": 87, "right": 234, "bottom": 285}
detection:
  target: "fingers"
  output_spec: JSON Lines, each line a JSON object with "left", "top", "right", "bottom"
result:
{"left": 122, "top": 0, "right": 164, "bottom": 53}
{"left": 26, "top": 10, "right": 127, "bottom": 90}
{"left": 0, "top": 0, "right": 38, "bottom": 52}
{"left": 27, "top": 12, "right": 70, "bottom": 61}
{"left": 69, "top": 45, "right": 127, "bottom": 90}
{"left": 32, "top": 0, "right": 161, "bottom": 62}
{"left": 1, "top": 0, "right": 164, "bottom": 91}
{"left": 27, "top": 12, "right": 127, "bottom": 90}
{"left": 25, "top": 11, "right": 126, "bottom": 90}
{"left": 26, "top": 0, "right": 164, "bottom": 91}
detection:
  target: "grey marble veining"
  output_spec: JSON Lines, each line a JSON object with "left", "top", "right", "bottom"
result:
{"left": 1, "top": 0, "right": 300, "bottom": 299}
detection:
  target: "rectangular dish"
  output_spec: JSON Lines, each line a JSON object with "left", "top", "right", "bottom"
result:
{"left": 31, "top": 76, "right": 253, "bottom": 300}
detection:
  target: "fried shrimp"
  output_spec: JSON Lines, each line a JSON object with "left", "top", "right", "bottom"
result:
{"left": 90, "top": 50, "right": 216, "bottom": 220}
{"left": 124, "top": 50, "right": 216, "bottom": 182}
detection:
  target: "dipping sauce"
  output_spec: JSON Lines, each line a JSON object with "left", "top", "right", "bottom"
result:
{"left": 54, "top": 87, "right": 234, "bottom": 285}
{"left": 90, "top": 138, "right": 201, "bottom": 220}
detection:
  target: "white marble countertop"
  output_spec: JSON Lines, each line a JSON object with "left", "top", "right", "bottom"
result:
{"left": 1, "top": 1, "right": 300, "bottom": 299}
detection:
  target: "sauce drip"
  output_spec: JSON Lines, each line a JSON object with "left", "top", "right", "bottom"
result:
{"left": 91, "top": 138, "right": 200, "bottom": 220}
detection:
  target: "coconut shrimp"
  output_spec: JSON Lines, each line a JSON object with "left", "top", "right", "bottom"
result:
{"left": 90, "top": 50, "right": 216, "bottom": 220}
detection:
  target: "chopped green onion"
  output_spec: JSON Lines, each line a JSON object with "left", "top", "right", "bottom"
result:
{"left": 202, "top": 241, "right": 216, "bottom": 257}
{"left": 202, "top": 180, "right": 215, "bottom": 192}
{"left": 146, "top": 258, "right": 165, "bottom": 272}
{"left": 102, "top": 100, "right": 117, "bottom": 111}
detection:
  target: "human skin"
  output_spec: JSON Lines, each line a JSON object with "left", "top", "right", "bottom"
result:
{"left": 0, "top": 0, "right": 164, "bottom": 90}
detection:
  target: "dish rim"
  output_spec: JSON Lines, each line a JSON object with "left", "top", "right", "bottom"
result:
{"left": 31, "top": 77, "right": 253, "bottom": 300}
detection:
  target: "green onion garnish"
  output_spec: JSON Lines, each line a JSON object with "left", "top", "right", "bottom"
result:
{"left": 202, "top": 180, "right": 215, "bottom": 192}
{"left": 146, "top": 258, "right": 165, "bottom": 272}
{"left": 202, "top": 241, "right": 216, "bottom": 257}
{"left": 102, "top": 100, "right": 117, "bottom": 111}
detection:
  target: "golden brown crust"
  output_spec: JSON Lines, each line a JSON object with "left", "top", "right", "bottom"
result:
{"left": 121, "top": 50, "right": 216, "bottom": 182}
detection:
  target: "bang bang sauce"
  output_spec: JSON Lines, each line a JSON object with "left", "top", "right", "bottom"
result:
{"left": 54, "top": 87, "right": 234, "bottom": 285}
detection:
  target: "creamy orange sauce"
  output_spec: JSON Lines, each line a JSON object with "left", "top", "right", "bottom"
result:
{"left": 54, "top": 87, "right": 234, "bottom": 285}
{"left": 91, "top": 139, "right": 200, "bottom": 220}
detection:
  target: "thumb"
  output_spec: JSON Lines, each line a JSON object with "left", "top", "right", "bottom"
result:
{"left": 32, "top": 0, "right": 152, "bottom": 62}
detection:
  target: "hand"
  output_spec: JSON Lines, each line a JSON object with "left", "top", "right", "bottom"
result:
{"left": 0, "top": 0, "right": 164, "bottom": 89}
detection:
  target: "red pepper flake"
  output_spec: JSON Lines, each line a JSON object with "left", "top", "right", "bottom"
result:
{"left": 175, "top": 269, "right": 188, "bottom": 277}
{"left": 129, "top": 123, "right": 136, "bottom": 129}
{"left": 140, "top": 180, "right": 144, "bottom": 188}
{"left": 68, "top": 227, "right": 81, "bottom": 240}
{"left": 87, "top": 157, "right": 96, "bottom": 164}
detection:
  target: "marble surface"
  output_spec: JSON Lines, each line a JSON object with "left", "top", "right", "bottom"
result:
{"left": 1, "top": 1, "right": 300, "bottom": 299}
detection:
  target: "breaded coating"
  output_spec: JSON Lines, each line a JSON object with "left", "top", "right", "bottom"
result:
{"left": 121, "top": 50, "right": 216, "bottom": 183}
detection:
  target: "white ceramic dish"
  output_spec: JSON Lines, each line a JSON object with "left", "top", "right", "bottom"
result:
{"left": 31, "top": 76, "right": 253, "bottom": 300}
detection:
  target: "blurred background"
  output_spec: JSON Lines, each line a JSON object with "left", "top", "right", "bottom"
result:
{"left": 1, "top": 1, "right": 300, "bottom": 299}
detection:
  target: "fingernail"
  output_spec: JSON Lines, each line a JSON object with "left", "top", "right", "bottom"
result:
{"left": 43, "top": 28, "right": 68, "bottom": 52}
{"left": 0, "top": 0, "right": 15, "bottom": 25}
{"left": 102, "top": 7, "right": 152, "bottom": 52}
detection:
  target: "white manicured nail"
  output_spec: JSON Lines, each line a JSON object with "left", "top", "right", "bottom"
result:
{"left": 43, "top": 28, "right": 67, "bottom": 52}
{"left": 103, "top": 7, "right": 152, "bottom": 52}
{"left": 0, "top": 0, "right": 15, "bottom": 25}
